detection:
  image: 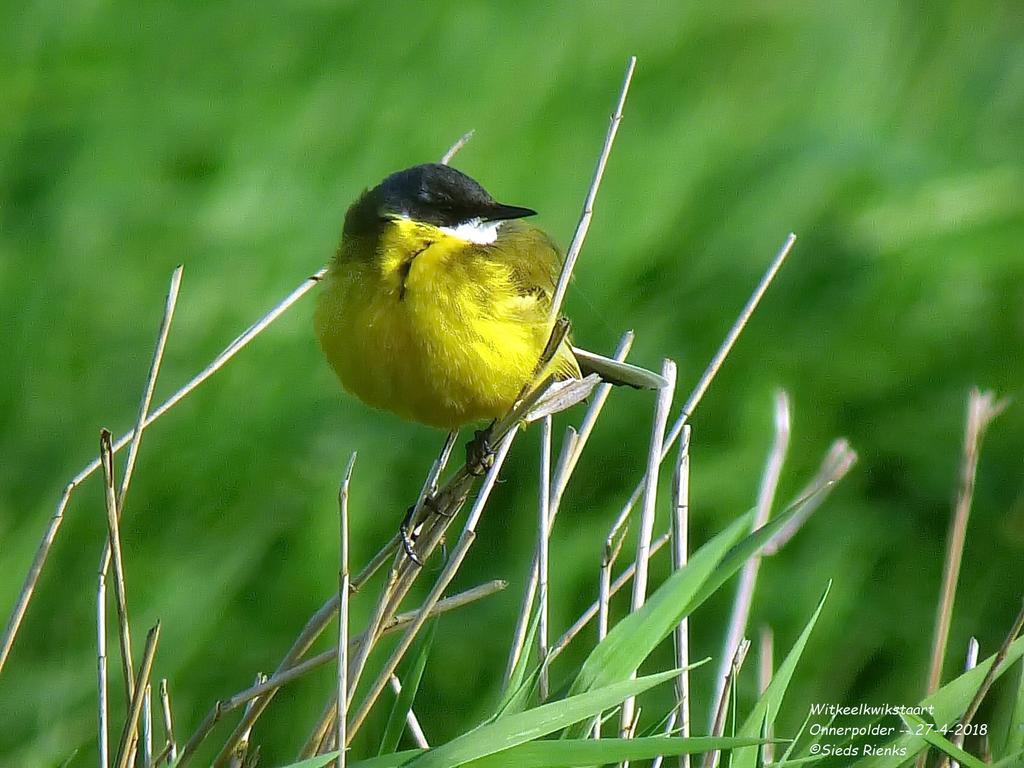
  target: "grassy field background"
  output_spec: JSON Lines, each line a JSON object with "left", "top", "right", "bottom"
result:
{"left": 2, "top": 1, "right": 1023, "bottom": 765}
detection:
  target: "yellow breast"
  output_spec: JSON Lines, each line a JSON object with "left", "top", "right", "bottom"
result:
{"left": 314, "top": 219, "right": 559, "bottom": 429}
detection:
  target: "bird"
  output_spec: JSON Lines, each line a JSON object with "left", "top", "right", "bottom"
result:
{"left": 314, "top": 163, "right": 665, "bottom": 440}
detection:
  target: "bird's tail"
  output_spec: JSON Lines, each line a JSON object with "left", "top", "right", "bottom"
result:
{"left": 571, "top": 346, "right": 668, "bottom": 390}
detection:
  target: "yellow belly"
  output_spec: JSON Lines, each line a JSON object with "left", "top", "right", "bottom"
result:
{"left": 315, "top": 237, "right": 562, "bottom": 429}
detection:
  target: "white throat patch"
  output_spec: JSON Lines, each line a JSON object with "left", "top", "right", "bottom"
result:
{"left": 439, "top": 218, "right": 502, "bottom": 245}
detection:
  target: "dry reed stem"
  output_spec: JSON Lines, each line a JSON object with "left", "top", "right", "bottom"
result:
{"left": 100, "top": 430, "right": 136, "bottom": 709}
{"left": 114, "top": 622, "right": 161, "bottom": 768}
{"left": 294, "top": 431, "right": 517, "bottom": 758}
{"left": 592, "top": 510, "right": 633, "bottom": 730}
{"left": 673, "top": 234, "right": 795, "bottom": 433}
{"left": 98, "top": 570, "right": 110, "bottom": 768}
{"left": 118, "top": 265, "right": 184, "bottom": 509}
{"left": 143, "top": 683, "right": 153, "bottom": 768}
{"left": 344, "top": 432, "right": 517, "bottom": 745}
{"left": 440, "top": 130, "right": 475, "bottom": 165}
{"left": 926, "top": 389, "right": 1007, "bottom": 696}
{"left": 672, "top": 425, "right": 692, "bottom": 768}
{"left": 610, "top": 234, "right": 796, "bottom": 564}
{"left": 935, "top": 601, "right": 1024, "bottom": 768}
{"left": 703, "top": 638, "right": 751, "bottom": 768}
{"left": 1, "top": 266, "right": 182, "bottom": 675}
{"left": 551, "top": 427, "right": 579, "bottom": 511}
{"left": 404, "top": 431, "right": 460, "bottom": 547}
{"left": 599, "top": 508, "right": 631, "bottom": 637}
{"left": 949, "top": 637, "right": 979, "bottom": 768}
{"left": 388, "top": 675, "right": 430, "bottom": 748}
{"left": 548, "top": 530, "right": 672, "bottom": 662}
{"left": 159, "top": 679, "right": 177, "bottom": 764}
{"left": 217, "top": 77, "right": 638, "bottom": 753}
{"left": 552, "top": 332, "right": 634, "bottom": 506}
{"left": 302, "top": 426, "right": 491, "bottom": 762}
{"left": 303, "top": 695, "right": 338, "bottom": 760}
{"left": 227, "top": 581, "right": 507, "bottom": 712}
{"left": 41, "top": 63, "right": 643, "bottom": 762}
{"left": 552, "top": 434, "right": 854, "bottom": 667}
{"left": 0, "top": 267, "right": 319, "bottom": 678}
{"left": 300, "top": 417, "right": 512, "bottom": 758}
{"left": 503, "top": 331, "right": 634, "bottom": 683}
{"left": 620, "top": 359, "right": 677, "bottom": 738}
{"left": 762, "top": 439, "right": 858, "bottom": 555}
{"left": 650, "top": 711, "right": 678, "bottom": 768}
{"left": 337, "top": 453, "right": 356, "bottom": 768}
{"left": 538, "top": 415, "right": 553, "bottom": 701}
{"left": 758, "top": 625, "right": 774, "bottom": 765}
{"left": 152, "top": 743, "right": 172, "bottom": 767}
{"left": 178, "top": 580, "right": 505, "bottom": 766}
{"left": 429, "top": 431, "right": 459, "bottom": 495}
{"left": 364, "top": 379, "right": 551, "bottom": 656}
{"left": 227, "top": 673, "right": 266, "bottom": 768}
{"left": 303, "top": 569, "right": 396, "bottom": 758}
{"left": 711, "top": 391, "right": 790, "bottom": 724}
{"left": 549, "top": 55, "right": 636, "bottom": 323}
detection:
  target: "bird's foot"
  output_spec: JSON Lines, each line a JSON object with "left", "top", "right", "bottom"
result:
{"left": 466, "top": 427, "right": 496, "bottom": 476}
{"left": 399, "top": 505, "right": 424, "bottom": 566}
{"left": 399, "top": 493, "right": 450, "bottom": 566}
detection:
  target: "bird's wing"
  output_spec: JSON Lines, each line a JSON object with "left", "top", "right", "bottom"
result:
{"left": 490, "top": 220, "right": 562, "bottom": 311}
{"left": 489, "top": 223, "right": 664, "bottom": 389}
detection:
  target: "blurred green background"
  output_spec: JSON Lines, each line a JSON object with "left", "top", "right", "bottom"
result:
{"left": 2, "top": 1, "right": 1023, "bottom": 765}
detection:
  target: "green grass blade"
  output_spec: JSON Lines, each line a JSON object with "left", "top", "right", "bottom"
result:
{"left": 900, "top": 713, "right": 986, "bottom": 768}
{"left": 564, "top": 488, "right": 828, "bottom": 742}
{"left": 776, "top": 710, "right": 812, "bottom": 764}
{"left": 992, "top": 748, "right": 1024, "bottom": 768}
{"left": 998, "top": 658, "right": 1024, "bottom": 758}
{"left": 680, "top": 489, "right": 832, "bottom": 622}
{"left": 378, "top": 619, "right": 437, "bottom": 755}
{"left": 493, "top": 663, "right": 543, "bottom": 721}
{"left": 798, "top": 710, "right": 838, "bottom": 760}
{"left": 404, "top": 669, "right": 678, "bottom": 768}
{"left": 731, "top": 583, "right": 831, "bottom": 768}
{"left": 345, "top": 751, "right": 423, "bottom": 768}
{"left": 568, "top": 510, "right": 752, "bottom": 700}
{"left": 830, "top": 635, "right": 1024, "bottom": 767}
{"left": 493, "top": 606, "right": 543, "bottom": 718}
{"left": 273, "top": 752, "right": 343, "bottom": 768}
{"left": 460, "top": 736, "right": 771, "bottom": 768}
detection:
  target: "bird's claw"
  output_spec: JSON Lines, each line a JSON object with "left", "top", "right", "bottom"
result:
{"left": 466, "top": 428, "right": 496, "bottom": 476}
{"left": 399, "top": 493, "right": 451, "bottom": 566}
{"left": 400, "top": 504, "right": 425, "bottom": 566}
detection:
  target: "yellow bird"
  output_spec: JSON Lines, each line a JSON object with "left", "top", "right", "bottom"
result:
{"left": 315, "top": 163, "right": 664, "bottom": 433}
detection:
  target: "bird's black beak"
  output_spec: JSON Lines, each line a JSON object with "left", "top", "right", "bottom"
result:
{"left": 485, "top": 203, "right": 537, "bottom": 221}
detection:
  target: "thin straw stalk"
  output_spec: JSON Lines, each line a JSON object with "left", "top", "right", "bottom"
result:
{"left": 177, "top": 580, "right": 505, "bottom": 765}
{"left": 538, "top": 416, "right": 553, "bottom": 701}
{"left": 702, "top": 639, "right": 750, "bottom": 768}
{"left": 100, "top": 430, "right": 136, "bottom": 708}
{"left": 672, "top": 425, "right": 692, "bottom": 768}
{"left": 337, "top": 453, "right": 356, "bottom": 768}
{"left": 1, "top": 266, "right": 182, "bottom": 675}
{"left": 114, "top": 622, "right": 161, "bottom": 768}
{"left": 504, "top": 331, "right": 635, "bottom": 683}
{"left": 548, "top": 55, "right": 636, "bottom": 322}
{"left": 710, "top": 391, "right": 790, "bottom": 724}
{"left": 345, "top": 432, "right": 517, "bottom": 745}
{"left": 925, "top": 389, "right": 1006, "bottom": 695}
{"left": 620, "top": 359, "right": 677, "bottom": 738}
{"left": 0, "top": 267, "right": 316, "bottom": 676}
{"left": 159, "top": 679, "right": 177, "bottom": 764}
